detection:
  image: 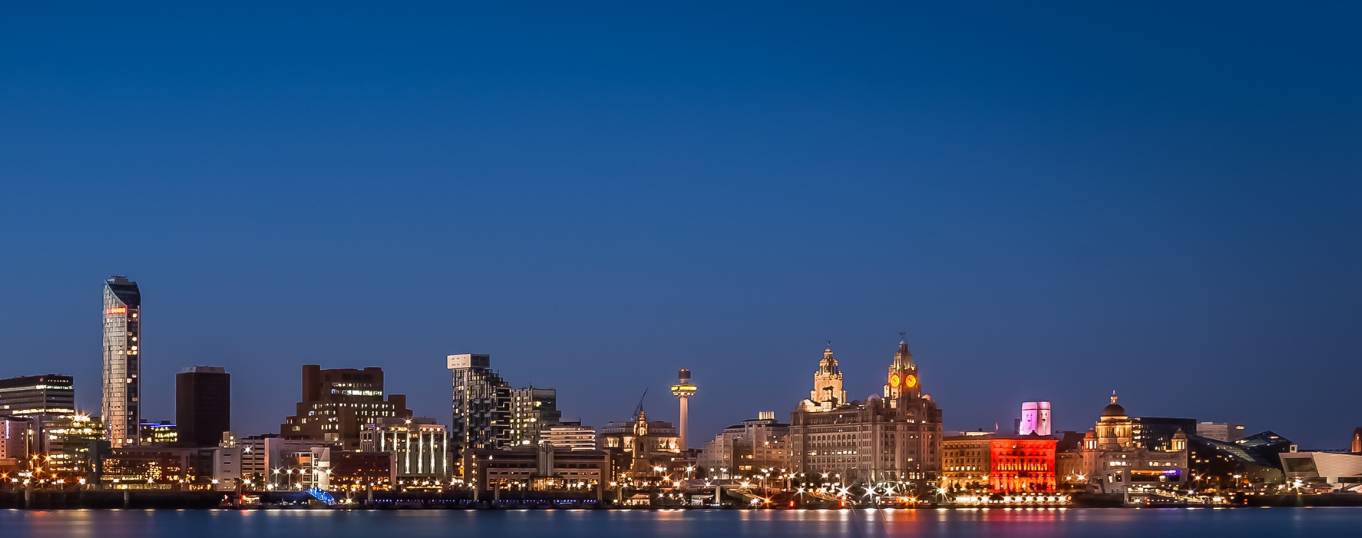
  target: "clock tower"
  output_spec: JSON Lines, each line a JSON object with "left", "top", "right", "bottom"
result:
{"left": 883, "top": 334, "right": 920, "bottom": 404}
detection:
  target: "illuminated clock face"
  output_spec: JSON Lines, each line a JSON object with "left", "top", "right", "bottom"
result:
{"left": 889, "top": 374, "right": 901, "bottom": 388}
{"left": 904, "top": 375, "right": 918, "bottom": 388}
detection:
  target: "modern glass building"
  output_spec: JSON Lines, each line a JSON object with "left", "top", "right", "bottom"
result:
{"left": 102, "top": 275, "right": 142, "bottom": 447}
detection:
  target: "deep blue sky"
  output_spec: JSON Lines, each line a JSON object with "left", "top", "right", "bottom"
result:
{"left": 1, "top": 3, "right": 1358, "bottom": 448}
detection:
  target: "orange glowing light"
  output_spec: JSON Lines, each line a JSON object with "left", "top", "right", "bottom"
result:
{"left": 106, "top": 307, "right": 127, "bottom": 314}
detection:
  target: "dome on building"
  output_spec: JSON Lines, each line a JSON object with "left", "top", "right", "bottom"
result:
{"left": 1100, "top": 392, "right": 1126, "bottom": 418}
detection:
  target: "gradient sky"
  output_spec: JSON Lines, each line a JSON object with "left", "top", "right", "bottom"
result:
{"left": 1, "top": 2, "right": 1358, "bottom": 448}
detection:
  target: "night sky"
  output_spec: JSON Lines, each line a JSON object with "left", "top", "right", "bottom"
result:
{"left": 2, "top": 3, "right": 1358, "bottom": 449}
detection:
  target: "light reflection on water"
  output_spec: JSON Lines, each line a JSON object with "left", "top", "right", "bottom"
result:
{"left": 4, "top": 507, "right": 1361, "bottom": 537}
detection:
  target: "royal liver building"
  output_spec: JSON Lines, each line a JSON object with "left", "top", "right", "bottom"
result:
{"left": 789, "top": 339, "right": 944, "bottom": 488}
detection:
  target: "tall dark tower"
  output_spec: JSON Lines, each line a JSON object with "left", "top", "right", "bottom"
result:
{"left": 176, "top": 366, "right": 231, "bottom": 447}
{"left": 102, "top": 275, "right": 141, "bottom": 447}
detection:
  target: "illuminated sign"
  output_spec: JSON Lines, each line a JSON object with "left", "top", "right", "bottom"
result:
{"left": 106, "top": 307, "right": 127, "bottom": 314}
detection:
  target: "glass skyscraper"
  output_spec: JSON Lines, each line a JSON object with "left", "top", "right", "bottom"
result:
{"left": 102, "top": 275, "right": 141, "bottom": 447}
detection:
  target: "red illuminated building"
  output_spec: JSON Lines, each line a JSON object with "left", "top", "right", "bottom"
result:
{"left": 988, "top": 436, "right": 1057, "bottom": 493}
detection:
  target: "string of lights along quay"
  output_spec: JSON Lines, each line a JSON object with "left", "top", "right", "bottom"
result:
{"left": 2, "top": 275, "right": 1360, "bottom": 512}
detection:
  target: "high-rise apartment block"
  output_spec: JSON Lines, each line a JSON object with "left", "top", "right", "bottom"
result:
{"left": 511, "top": 387, "right": 561, "bottom": 447}
{"left": 448, "top": 354, "right": 511, "bottom": 453}
{"left": 176, "top": 366, "right": 231, "bottom": 447}
{"left": 281, "top": 365, "right": 411, "bottom": 450}
{"left": 102, "top": 275, "right": 142, "bottom": 447}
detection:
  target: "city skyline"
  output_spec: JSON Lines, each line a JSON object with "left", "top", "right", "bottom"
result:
{"left": 0, "top": 274, "right": 1354, "bottom": 450}
{"left": 3, "top": 3, "right": 1359, "bottom": 451}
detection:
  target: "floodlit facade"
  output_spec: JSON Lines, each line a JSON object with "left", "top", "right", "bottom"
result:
{"left": 1079, "top": 393, "right": 1188, "bottom": 493}
{"left": 941, "top": 432, "right": 994, "bottom": 493}
{"left": 1020, "top": 402, "right": 1052, "bottom": 436}
{"left": 790, "top": 339, "right": 944, "bottom": 486}
{"left": 360, "top": 416, "right": 449, "bottom": 481}
{"left": 102, "top": 275, "right": 142, "bottom": 447}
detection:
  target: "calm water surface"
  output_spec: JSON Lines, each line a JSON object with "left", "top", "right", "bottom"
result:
{"left": 3, "top": 508, "right": 1359, "bottom": 537}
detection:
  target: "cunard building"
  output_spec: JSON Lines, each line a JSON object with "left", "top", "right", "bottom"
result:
{"left": 789, "top": 339, "right": 943, "bottom": 488}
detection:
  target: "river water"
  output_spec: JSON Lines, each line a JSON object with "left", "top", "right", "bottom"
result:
{"left": 3, "top": 507, "right": 1358, "bottom": 537}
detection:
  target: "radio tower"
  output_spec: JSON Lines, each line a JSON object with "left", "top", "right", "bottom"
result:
{"left": 670, "top": 369, "right": 697, "bottom": 451}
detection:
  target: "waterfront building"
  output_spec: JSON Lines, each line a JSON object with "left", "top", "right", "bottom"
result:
{"left": 539, "top": 421, "right": 597, "bottom": 451}
{"left": 1019, "top": 402, "right": 1052, "bottom": 436}
{"left": 941, "top": 432, "right": 1057, "bottom": 494}
{"left": 447, "top": 354, "right": 511, "bottom": 454}
{"left": 1187, "top": 431, "right": 1291, "bottom": 492}
{"left": 802, "top": 346, "right": 847, "bottom": 411}
{"left": 235, "top": 433, "right": 331, "bottom": 488}
{"left": 696, "top": 411, "right": 789, "bottom": 479}
{"left": 0, "top": 416, "right": 32, "bottom": 462}
{"left": 599, "top": 405, "right": 680, "bottom": 481}
{"left": 99, "top": 445, "right": 217, "bottom": 490}
{"left": 1351, "top": 427, "right": 1361, "bottom": 453}
{"left": 138, "top": 421, "right": 178, "bottom": 446}
{"left": 463, "top": 445, "right": 610, "bottom": 494}
{"left": 989, "top": 435, "right": 1057, "bottom": 493}
{"left": 1280, "top": 450, "right": 1362, "bottom": 492}
{"left": 281, "top": 365, "right": 411, "bottom": 450}
{"left": 941, "top": 432, "right": 993, "bottom": 493}
{"left": 0, "top": 374, "right": 75, "bottom": 425}
{"left": 44, "top": 414, "right": 105, "bottom": 478}
{"left": 670, "top": 369, "right": 697, "bottom": 451}
{"left": 211, "top": 445, "right": 243, "bottom": 491}
{"left": 329, "top": 450, "right": 396, "bottom": 490}
{"left": 1054, "top": 430, "right": 1087, "bottom": 490}
{"left": 1131, "top": 416, "right": 1198, "bottom": 452}
{"left": 510, "top": 387, "right": 561, "bottom": 447}
{"left": 360, "top": 416, "right": 449, "bottom": 483}
{"left": 1195, "top": 422, "right": 1246, "bottom": 443}
{"left": 102, "top": 276, "right": 142, "bottom": 447}
{"left": 789, "top": 339, "right": 944, "bottom": 488}
{"left": 176, "top": 366, "right": 231, "bottom": 448}
{"left": 1079, "top": 393, "right": 1188, "bottom": 493}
